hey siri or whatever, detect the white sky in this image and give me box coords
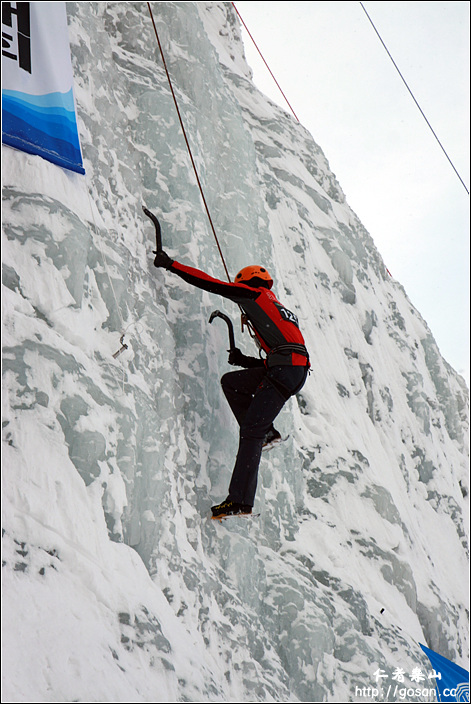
[234,1,470,384]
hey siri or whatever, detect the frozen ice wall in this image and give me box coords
[2,2,468,702]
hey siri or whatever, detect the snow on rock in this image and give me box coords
[2,2,468,702]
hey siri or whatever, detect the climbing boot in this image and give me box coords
[262,427,283,451]
[211,498,252,520]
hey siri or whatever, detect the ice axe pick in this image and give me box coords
[143,205,163,252]
[209,310,236,352]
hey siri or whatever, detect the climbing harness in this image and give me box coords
[266,343,310,367]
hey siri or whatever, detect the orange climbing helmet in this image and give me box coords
[234,265,273,289]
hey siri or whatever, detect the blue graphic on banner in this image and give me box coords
[420,643,469,702]
[2,2,85,174]
[2,88,85,174]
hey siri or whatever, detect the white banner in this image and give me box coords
[2,2,85,174]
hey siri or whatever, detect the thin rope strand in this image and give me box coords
[232,2,299,123]
[146,2,232,281]
[360,2,469,195]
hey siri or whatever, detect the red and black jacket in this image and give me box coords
[169,261,310,367]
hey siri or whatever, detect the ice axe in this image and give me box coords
[143,205,163,252]
[209,310,236,352]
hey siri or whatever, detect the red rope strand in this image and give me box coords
[231,2,300,123]
[146,3,232,281]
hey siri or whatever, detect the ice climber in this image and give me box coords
[153,249,310,520]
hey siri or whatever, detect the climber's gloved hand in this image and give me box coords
[228,348,247,367]
[228,348,265,368]
[153,250,174,269]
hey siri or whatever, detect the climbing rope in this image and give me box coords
[231,2,300,123]
[146,2,232,281]
[360,2,469,196]
[234,2,468,195]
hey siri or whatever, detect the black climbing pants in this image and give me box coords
[221,365,308,507]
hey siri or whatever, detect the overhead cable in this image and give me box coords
[360,2,469,195]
